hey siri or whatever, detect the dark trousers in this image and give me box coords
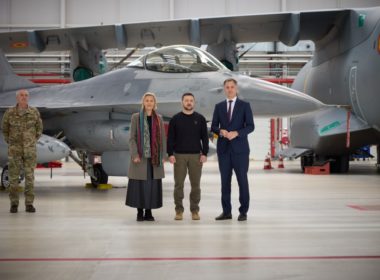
[217,148,250,215]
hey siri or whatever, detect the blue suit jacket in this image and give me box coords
[211,98,255,155]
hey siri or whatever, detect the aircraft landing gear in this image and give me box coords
[300,154,349,173]
[329,155,350,173]
[300,154,314,172]
[90,163,109,187]
[69,151,109,187]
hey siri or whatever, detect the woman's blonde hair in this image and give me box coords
[141,92,158,110]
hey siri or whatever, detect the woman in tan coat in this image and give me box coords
[126,92,166,221]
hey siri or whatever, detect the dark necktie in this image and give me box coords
[227,100,233,123]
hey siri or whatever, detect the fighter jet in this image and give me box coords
[0,45,324,186]
[1,6,379,175]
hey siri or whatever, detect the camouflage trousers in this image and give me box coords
[8,149,37,207]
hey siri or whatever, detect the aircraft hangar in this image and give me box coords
[0,0,380,279]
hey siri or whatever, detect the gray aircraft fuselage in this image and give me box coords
[290,8,380,164]
[1,46,324,155]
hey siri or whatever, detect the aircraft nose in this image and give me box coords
[237,76,325,117]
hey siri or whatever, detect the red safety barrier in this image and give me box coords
[29,79,71,84]
[36,161,63,169]
[263,78,294,84]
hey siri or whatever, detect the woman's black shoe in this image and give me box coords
[137,208,144,222]
[144,209,155,221]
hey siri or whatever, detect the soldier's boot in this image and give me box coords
[10,205,18,213]
[26,205,36,213]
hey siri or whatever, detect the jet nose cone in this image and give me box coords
[238,76,325,117]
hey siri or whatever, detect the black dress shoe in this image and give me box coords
[10,205,18,213]
[215,213,232,220]
[25,205,36,213]
[144,209,155,221]
[238,213,247,221]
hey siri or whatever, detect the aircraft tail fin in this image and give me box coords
[0,49,37,93]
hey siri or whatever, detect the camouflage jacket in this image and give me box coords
[1,106,43,150]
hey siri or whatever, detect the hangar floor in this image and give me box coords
[0,159,380,280]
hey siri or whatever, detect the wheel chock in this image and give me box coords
[85,183,112,189]
[304,162,330,175]
[97,184,112,190]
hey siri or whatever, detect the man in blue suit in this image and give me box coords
[211,78,255,221]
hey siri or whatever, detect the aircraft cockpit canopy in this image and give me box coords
[127,45,228,73]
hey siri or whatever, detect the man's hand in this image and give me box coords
[169,155,176,164]
[220,129,228,138]
[133,156,141,163]
[226,131,239,140]
[200,155,207,163]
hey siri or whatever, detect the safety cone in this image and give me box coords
[263,153,273,170]
[278,155,285,169]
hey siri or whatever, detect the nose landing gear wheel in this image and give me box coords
[90,163,109,187]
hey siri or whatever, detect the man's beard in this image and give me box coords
[183,105,193,111]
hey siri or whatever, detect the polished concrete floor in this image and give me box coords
[0,159,380,280]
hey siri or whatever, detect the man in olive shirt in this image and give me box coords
[1,89,43,213]
[167,93,209,221]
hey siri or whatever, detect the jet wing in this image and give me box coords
[0,9,352,53]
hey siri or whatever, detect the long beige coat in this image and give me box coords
[128,112,167,180]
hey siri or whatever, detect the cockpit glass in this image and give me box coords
[141,46,227,73]
[127,56,144,68]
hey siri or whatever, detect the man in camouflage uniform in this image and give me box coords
[1,89,43,213]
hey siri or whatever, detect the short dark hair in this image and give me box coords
[223,78,238,85]
[182,92,195,100]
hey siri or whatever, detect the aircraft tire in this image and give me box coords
[1,165,9,189]
[301,155,313,172]
[91,163,109,187]
[330,155,349,173]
